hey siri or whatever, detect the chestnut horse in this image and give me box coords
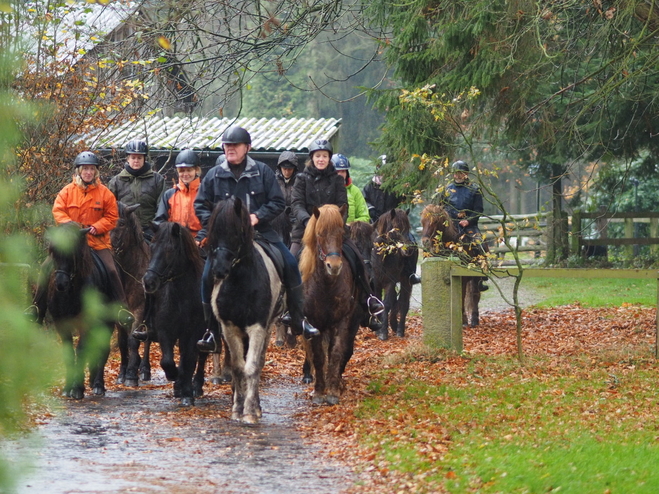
[420,204,482,326]
[299,204,360,405]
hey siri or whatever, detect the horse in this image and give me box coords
[207,197,284,423]
[420,204,482,326]
[111,202,153,386]
[299,204,360,406]
[372,208,418,339]
[270,208,296,348]
[142,221,207,406]
[45,223,116,399]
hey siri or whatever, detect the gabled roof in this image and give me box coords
[85,116,342,153]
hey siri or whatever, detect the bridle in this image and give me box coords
[317,243,341,262]
[212,245,243,268]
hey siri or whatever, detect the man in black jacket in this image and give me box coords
[194,126,319,351]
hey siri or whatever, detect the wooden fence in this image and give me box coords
[480,212,548,256]
[421,258,659,357]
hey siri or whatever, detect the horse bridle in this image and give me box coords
[212,245,243,268]
[317,243,341,262]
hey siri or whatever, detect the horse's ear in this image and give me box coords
[234,197,243,216]
[80,227,92,235]
[171,222,181,237]
[126,203,140,214]
[339,204,348,221]
[389,209,396,220]
[312,207,320,220]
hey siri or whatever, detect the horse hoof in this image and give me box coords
[231,412,242,421]
[325,395,340,406]
[70,389,84,400]
[180,397,194,407]
[302,375,313,384]
[396,330,405,338]
[93,387,105,396]
[193,386,204,398]
[377,330,389,341]
[140,371,151,381]
[124,378,139,387]
[311,394,324,405]
[115,376,125,385]
[242,414,258,424]
[275,339,284,347]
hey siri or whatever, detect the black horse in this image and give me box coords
[207,197,284,423]
[111,202,152,385]
[46,223,116,399]
[142,221,207,406]
[372,208,418,339]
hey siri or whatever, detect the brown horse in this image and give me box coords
[372,209,418,339]
[299,204,360,405]
[111,202,152,385]
[420,204,482,326]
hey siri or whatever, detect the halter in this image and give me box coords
[54,269,74,282]
[317,243,341,262]
[212,245,243,268]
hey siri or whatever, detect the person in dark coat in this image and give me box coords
[439,160,488,290]
[290,140,385,332]
[108,140,166,242]
[194,126,320,349]
[273,150,299,247]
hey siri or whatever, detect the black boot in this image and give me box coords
[479,279,489,292]
[284,284,319,339]
[197,302,219,353]
[366,295,385,332]
[409,273,422,285]
[131,321,149,341]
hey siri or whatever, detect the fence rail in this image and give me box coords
[480,212,549,255]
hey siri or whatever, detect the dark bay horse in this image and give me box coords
[372,209,418,339]
[142,221,207,406]
[207,197,284,423]
[420,204,482,326]
[111,202,152,385]
[299,204,360,406]
[46,223,116,399]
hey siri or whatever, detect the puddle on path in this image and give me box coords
[3,372,354,494]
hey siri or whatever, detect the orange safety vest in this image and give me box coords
[168,177,202,235]
[52,178,118,251]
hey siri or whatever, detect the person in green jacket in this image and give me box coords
[108,140,166,241]
[332,154,371,224]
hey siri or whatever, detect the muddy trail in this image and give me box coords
[5,363,355,494]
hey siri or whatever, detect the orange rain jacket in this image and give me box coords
[154,177,203,241]
[52,179,119,251]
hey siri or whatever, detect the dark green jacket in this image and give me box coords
[108,165,166,234]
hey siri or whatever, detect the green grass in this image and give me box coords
[521,276,657,308]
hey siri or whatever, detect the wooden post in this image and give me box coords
[571,210,582,257]
[421,257,462,351]
[651,218,658,257]
[656,274,659,359]
[624,218,634,258]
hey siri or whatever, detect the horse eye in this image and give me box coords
[118,219,126,226]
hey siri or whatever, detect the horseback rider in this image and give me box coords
[194,126,320,350]
[291,140,385,332]
[274,150,299,247]
[25,151,132,326]
[332,154,370,224]
[439,160,489,290]
[108,140,166,242]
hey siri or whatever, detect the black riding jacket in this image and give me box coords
[439,180,484,231]
[194,156,285,243]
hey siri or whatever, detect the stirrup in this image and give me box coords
[368,313,385,332]
[117,308,135,329]
[24,304,41,324]
[197,329,218,353]
[367,295,384,317]
[302,319,320,340]
[131,322,149,342]
[280,311,292,327]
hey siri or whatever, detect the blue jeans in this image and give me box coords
[201,240,301,304]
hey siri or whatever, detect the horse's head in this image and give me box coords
[143,221,200,293]
[207,197,253,281]
[349,220,375,280]
[300,204,346,281]
[111,202,143,254]
[420,204,454,254]
[374,208,416,258]
[48,223,91,292]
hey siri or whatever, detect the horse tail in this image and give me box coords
[299,214,318,283]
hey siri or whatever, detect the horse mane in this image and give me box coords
[49,222,93,280]
[348,220,374,259]
[115,202,149,258]
[374,208,411,244]
[299,204,344,282]
[207,197,253,252]
[421,204,458,240]
[153,221,203,278]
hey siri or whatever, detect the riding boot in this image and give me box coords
[283,284,319,339]
[479,279,489,291]
[197,302,219,353]
[409,273,422,285]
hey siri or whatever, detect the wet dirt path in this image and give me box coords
[6,370,354,494]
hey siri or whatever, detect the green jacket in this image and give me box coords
[108,164,166,233]
[346,183,370,224]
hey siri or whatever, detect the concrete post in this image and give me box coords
[421,257,462,351]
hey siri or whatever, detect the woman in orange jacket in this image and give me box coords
[27,151,128,324]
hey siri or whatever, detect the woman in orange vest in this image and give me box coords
[154,149,203,244]
[26,151,129,324]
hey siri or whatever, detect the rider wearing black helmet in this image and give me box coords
[108,140,165,241]
[440,160,488,290]
[274,150,299,247]
[194,126,320,347]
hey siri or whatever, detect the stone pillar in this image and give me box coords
[421,257,462,351]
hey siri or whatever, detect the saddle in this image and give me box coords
[254,236,285,281]
[89,250,115,300]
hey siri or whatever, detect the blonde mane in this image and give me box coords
[298,204,344,283]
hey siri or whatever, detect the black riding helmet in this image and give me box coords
[74,151,100,168]
[221,126,252,145]
[451,160,469,173]
[277,151,298,169]
[125,140,148,155]
[175,149,200,168]
[308,139,333,158]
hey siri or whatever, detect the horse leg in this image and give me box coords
[377,284,396,341]
[176,336,197,406]
[389,294,400,334]
[309,334,328,405]
[58,330,76,398]
[140,340,152,381]
[193,351,207,399]
[224,325,246,421]
[241,324,269,423]
[274,321,286,347]
[70,331,87,400]
[465,278,481,326]
[88,325,113,396]
[461,282,469,326]
[326,323,357,405]
[124,334,142,387]
[396,284,412,337]
[158,335,178,384]
[115,324,128,384]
